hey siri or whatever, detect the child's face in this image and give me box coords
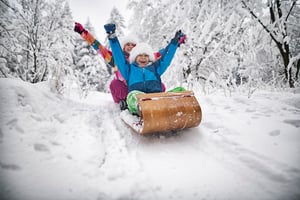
[136,54,150,67]
[123,43,136,54]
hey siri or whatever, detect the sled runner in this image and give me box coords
[120,91,202,134]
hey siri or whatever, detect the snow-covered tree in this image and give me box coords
[103,6,127,47]
[107,7,126,37]
[128,0,252,91]
[0,0,77,92]
[73,19,110,96]
[127,0,171,48]
[241,0,299,87]
[127,0,300,91]
[0,0,29,79]
[43,0,76,93]
[13,0,53,83]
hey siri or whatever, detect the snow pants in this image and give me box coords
[109,79,128,103]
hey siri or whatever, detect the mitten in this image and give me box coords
[178,34,186,46]
[104,23,116,34]
[173,30,183,42]
[74,22,85,34]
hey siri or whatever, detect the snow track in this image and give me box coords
[1,79,300,200]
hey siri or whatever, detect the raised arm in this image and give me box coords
[156,30,186,75]
[104,23,130,81]
[74,22,114,68]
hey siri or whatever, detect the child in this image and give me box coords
[104,23,186,114]
[74,22,167,109]
[74,22,136,103]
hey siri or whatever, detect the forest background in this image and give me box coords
[0,0,299,97]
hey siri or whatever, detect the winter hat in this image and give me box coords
[120,34,138,49]
[129,42,154,63]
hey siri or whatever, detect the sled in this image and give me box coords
[120,91,202,134]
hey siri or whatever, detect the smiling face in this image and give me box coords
[123,43,136,54]
[135,54,150,67]
[129,42,154,64]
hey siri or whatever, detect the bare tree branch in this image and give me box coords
[0,0,16,12]
[0,66,8,78]
[241,0,279,44]
[285,0,296,21]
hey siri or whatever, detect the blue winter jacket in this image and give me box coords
[109,37,178,93]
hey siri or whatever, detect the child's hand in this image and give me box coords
[178,34,186,46]
[174,30,183,41]
[173,30,186,46]
[104,23,116,34]
[74,22,85,34]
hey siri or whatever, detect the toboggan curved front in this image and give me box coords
[136,91,202,134]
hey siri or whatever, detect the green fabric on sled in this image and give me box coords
[126,90,145,114]
[126,87,186,115]
[167,86,186,92]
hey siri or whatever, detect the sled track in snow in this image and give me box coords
[92,104,159,198]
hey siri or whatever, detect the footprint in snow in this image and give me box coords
[202,121,221,130]
[0,162,22,171]
[17,92,27,107]
[283,119,300,128]
[0,128,3,142]
[245,108,256,113]
[269,129,280,136]
[6,118,18,128]
[53,113,66,123]
[50,141,61,146]
[5,118,25,133]
[30,114,43,122]
[34,143,50,153]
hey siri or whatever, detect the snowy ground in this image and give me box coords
[0,78,300,200]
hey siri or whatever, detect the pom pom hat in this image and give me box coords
[129,42,154,63]
[120,35,138,49]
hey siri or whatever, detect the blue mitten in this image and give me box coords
[104,23,116,34]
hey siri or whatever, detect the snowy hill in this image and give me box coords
[0,78,300,200]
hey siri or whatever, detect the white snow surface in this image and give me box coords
[1,78,300,200]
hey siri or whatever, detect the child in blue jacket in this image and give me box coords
[104,23,186,114]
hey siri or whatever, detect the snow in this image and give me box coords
[120,110,143,133]
[1,78,300,200]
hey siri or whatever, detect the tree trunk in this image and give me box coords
[275,41,294,87]
[296,59,300,80]
[0,67,8,78]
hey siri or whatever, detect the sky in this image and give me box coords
[68,0,131,38]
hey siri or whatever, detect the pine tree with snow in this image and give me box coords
[103,6,127,48]
[0,0,77,93]
[73,20,110,96]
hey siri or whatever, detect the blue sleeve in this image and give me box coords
[108,37,130,81]
[158,48,165,56]
[156,40,178,75]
